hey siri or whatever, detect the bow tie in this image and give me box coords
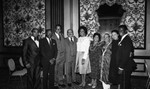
[34,37,38,41]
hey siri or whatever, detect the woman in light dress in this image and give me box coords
[75,26,91,87]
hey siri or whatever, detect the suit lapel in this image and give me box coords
[53,34,59,40]
[120,35,128,45]
[73,36,77,43]
[66,37,70,46]
[29,37,38,48]
[44,38,52,48]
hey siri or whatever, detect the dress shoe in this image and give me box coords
[79,82,86,87]
[73,81,80,85]
[82,82,86,87]
[54,83,58,86]
[92,85,96,88]
[58,84,66,88]
[79,83,83,86]
[53,86,59,89]
[92,83,97,88]
[88,83,92,86]
[67,83,72,87]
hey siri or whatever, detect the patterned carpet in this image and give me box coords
[59,80,103,89]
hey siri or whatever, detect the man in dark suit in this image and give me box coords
[23,28,40,89]
[39,29,58,89]
[116,25,136,89]
[64,29,77,87]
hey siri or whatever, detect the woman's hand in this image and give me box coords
[49,58,55,65]
[82,58,85,65]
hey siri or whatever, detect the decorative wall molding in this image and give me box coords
[80,0,146,49]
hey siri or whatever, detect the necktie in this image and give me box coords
[34,37,38,41]
[49,38,51,46]
[71,37,73,42]
[59,35,61,40]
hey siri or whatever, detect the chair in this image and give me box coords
[7,57,27,88]
[144,59,150,89]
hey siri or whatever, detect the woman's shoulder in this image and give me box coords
[98,41,105,46]
[84,36,93,41]
[78,36,88,40]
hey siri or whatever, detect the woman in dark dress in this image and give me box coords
[109,30,120,87]
[88,33,104,88]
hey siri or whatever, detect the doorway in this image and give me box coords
[96,3,125,35]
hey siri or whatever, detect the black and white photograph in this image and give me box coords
[0,0,150,89]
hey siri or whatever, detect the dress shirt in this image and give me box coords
[118,33,128,45]
[46,37,51,44]
[69,37,74,42]
[55,32,60,39]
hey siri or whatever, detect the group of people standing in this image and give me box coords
[23,24,136,89]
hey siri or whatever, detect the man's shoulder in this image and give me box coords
[64,37,70,43]
[124,35,132,42]
[51,39,57,43]
[52,33,56,39]
[24,37,32,43]
[73,36,77,39]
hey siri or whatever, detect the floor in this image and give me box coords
[0,67,148,89]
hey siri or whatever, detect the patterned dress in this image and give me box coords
[89,41,104,79]
[100,42,112,84]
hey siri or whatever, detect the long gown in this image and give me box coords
[100,42,112,84]
[109,40,120,84]
[89,41,104,79]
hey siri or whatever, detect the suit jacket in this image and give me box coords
[64,36,77,75]
[52,33,65,63]
[23,37,39,66]
[116,35,136,71]
[39,38,57,66]
[65,36,77,62]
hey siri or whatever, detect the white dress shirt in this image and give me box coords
[46,37,51,44]
[69,37,74,42]
[118,33,128,45]
[55,32,60,39]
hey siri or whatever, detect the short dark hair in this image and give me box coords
[118,25,128,33]
[111,30,119,35]
[45,29,52,37]
[104,32,111,38]
[67,29,73,33]
[31,28,38,33]
[93,33,101,42]
[45,29,52,33]
[111,30,121,40]
[78,26,88,37]
[55,24,61,29]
